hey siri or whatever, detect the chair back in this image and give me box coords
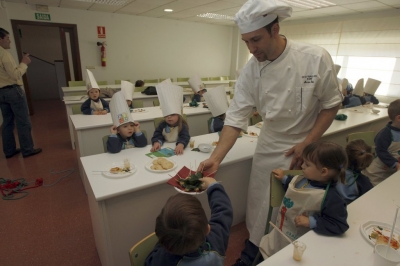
[132,100,144,108]
[102,130,148,152]
[144,79,159,84]
[129,232,158,266]
[71,104,83,114]
[250,115,262,126]
[209,77,221,81]
[159,78,173,82]
[347,131,376,153]
[176,77,189,82]
[134,87,145,92]
[228,81,236,87]
[153,99,160,106]
[220,76,229,80]
[97,81,108,85]
[230,93,234,99]
[201,77,209,81]
[68,80,85,87]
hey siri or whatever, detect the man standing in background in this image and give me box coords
[0,28,42,158]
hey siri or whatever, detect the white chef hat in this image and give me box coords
[353,78,364,96]
[236,68,242,79]
[110,91,135,127]
[334,64,341,75]
[203,85,229,117]
[121,80,134,101]
[156,84,183,117]
[188,74,205,93]
[234,0,292,34]
[364,78,381,95]
[160,78,173,85]
[86,69,100,92]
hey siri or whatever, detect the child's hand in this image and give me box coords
[272,168,285,180]
[151,142,161,152]
[175,143,184,155]
[93,110,100,115]
[199,177,217,189]
[110,125,117,134]
[100,110,107,115]
[133,122,141,133]
[396,163,400,171]
[295,216,310,228]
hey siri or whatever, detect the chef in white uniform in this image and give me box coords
[198,0,343,265]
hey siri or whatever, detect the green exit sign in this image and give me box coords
[35,13,51,21]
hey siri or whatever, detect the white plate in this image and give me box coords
[102,162,137,178]
[145,158,177,173]
[255,122,264,129]
[131,108,148,113]
[360,221,400,251]
[174,186,206,195]
[198,143,213,153]
[242,131,259,138]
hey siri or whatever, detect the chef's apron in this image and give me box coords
[246,122,308,246]
[162,126,179,143]
[362,133,400,186]
[259,175,328,258]
[90,99,104,111]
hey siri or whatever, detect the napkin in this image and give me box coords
[335,114,348,121]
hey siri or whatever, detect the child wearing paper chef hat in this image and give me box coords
[81,69,110,115]
[150,84,190,155]
[106,92,147,153]
[188,74,207,103]
[204,85,229,133]
[121,80,134,108]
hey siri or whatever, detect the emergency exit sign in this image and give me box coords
[35,13,51,21]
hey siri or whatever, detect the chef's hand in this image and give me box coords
[295,215,309,228]
[198,159,220,174]
[272,168,285,180]
[175,143,184,155]
[151,142,161,152]
[110,125,117,134]
[285,142,307,170]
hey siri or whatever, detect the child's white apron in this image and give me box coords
[163,126,179,143]
[90,99,104,111]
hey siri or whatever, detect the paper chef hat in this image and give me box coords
[334,64,341,75]
[204,85,229,117]
[188,74,205,93]
[86,69,100,92]
[234,0,292,34]
[342,78,349,92]
[110,91,135,127]
[364,78,381,95]
[160,78,173,85]
[156,84,183,117]
[121,80,134,101]
[353,78,364,96]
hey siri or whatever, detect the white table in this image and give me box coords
[62,80,236,97]
[258,170,400,266]
[82,129,259,266]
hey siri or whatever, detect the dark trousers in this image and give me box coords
[0,85,34,156]
[240,239,263,265]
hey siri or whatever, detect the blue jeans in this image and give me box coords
[0,85,34,156]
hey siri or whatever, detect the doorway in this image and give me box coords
[10,20,82,114]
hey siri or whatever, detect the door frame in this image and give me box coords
[10,20,82,114]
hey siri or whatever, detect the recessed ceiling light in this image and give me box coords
[197,13,234,21]
[164,9,173,12]
[73,0,132,6]
[281,0,336,9]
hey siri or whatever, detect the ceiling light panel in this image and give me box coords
[197,12,235,20]
[73,0,132,6]
[281,0,336,9]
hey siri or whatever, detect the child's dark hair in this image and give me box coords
[388,99,400,121]
[135,80,144,87]
[162,114,189,132]
[302,141,348,183]
[155,193,208,255]
[346,139,374,170]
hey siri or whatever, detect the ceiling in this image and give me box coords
[6,0,400,26]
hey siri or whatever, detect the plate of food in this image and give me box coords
[241,131,259,138]
[102,159,137,178]
[255,122,264,129]
[174,171,206,195]
[360,221,400,251]
[131,108,148,113]
[145,157,177,173]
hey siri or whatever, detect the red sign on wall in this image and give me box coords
[97,26,106,38]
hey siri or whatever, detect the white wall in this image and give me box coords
[4,2,234,84]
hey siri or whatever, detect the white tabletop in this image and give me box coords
[81,126,261,201]
[259,170,400,266]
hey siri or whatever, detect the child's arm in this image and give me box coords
[151,122,165,151]
[306,188,349,236]
[201,178,233,256]
[375,127,398,169]
[176,124,190,148]
[132,122,147,148]
[107,126,122,153]
[81,99,92,115]
[101,98,110,113]
[371,95,379,104]
[272,169,293,192]
[212,118,224,133]
[356,173,374,197]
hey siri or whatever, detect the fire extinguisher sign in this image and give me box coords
[97,26,106,38]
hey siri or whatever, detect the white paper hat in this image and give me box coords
[341,78,349,91]
[121,80,134,101]
[234,0,292,34]
[236,68,242,79]
[86,69,99,92]
[353,78,364,96]
[110,91,135,127]
[204,85,229,117]
[334,64,341,75]
[364,78,381,95]
[188,74,204,93]
[156,84,183,117]
[160,78,172,85]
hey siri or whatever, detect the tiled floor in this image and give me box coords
[0,99,249,266]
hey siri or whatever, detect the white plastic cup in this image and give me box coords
[293,241,306,261]
[374,244,400,266]
[189,139,195,149]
